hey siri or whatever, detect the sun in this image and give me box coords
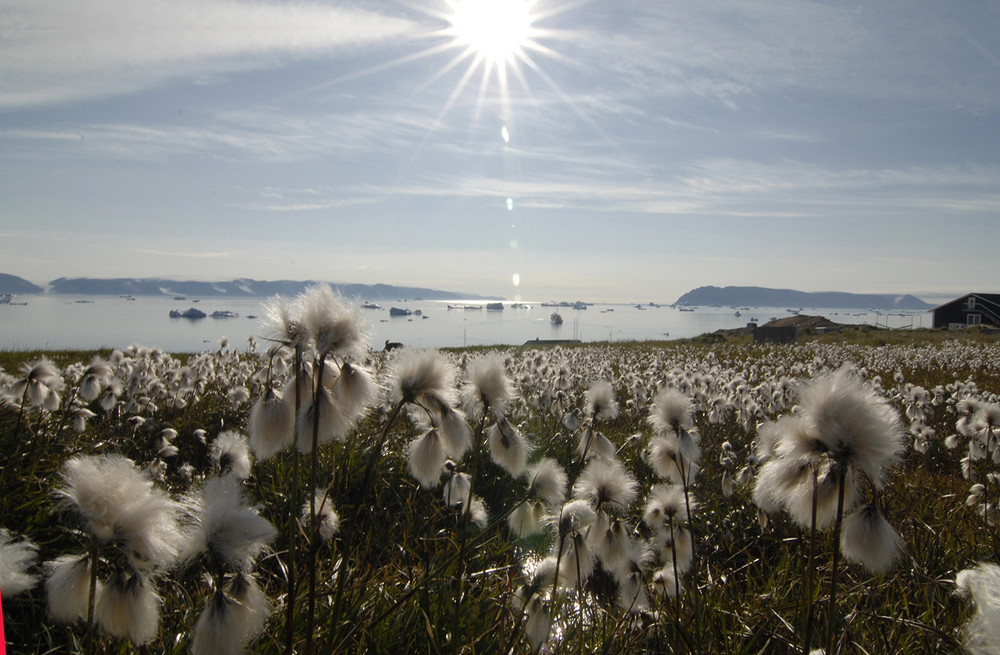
[429,0,554,118]
[447,0,535,67]
[321,0,563,118]
[336,0,560,124]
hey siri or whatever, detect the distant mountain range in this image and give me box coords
[0,273,44,294]
[0,275,938,309]
[674,286,933,310]
[0,274,500,301]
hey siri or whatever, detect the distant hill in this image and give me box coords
[674,286,932,310]
[45,277,501,301]
[0,273,44,294]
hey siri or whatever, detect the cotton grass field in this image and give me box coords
[1,287,999,655]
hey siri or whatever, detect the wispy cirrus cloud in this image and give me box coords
[363,158,1000,218]
[235,198,380,213]
[0,0,419,109]
[0,102,461,163]
[135,249,235,259]
[567,0,1000,112]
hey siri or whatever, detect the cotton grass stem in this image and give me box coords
[677,447,699,633]
[358,398,407,506]
[329,496,528,652]
[802,468,819,655]
[826,462,849,655]
[305,353,328,655]
[669,520,682,651]
[578,410,598,464]
[575,537,588,655]
[12,383,30,441]
[985,423,996,542]
[453,411,488,637]
[86,539,100,655]
[327,397,407,643]
[51,384,80,441]
[283,346,303,655]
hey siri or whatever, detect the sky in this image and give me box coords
[1,0,999,304]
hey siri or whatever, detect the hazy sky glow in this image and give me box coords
[2,0,999,303]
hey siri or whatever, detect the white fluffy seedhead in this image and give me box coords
[755,416,788,461]
[648,387,694,437]
[577,427,617,461]
[617,572,650,613]
[56,455,183,571]
[45,553,97,624]
[57,454,152,542]
[79,359,112,401]
[796,367,906,486]
[972,403,1000,433]
[508,501,546,538]
[562,410,580,433]
[589,513,635,574]
[554,532,595,589]
[572,457,638,514]
[248,386,295,460]
[407,429,448,489]
[302,490,341,543]
[296,385,349,452]
[298,285,368,359]
[438,405,473,459]
[525,457,568,507]
[530,557,558,590]
[487,418,532,477]
[462,353,515,419]
[390,349,458,407]
[468,495,489,528]
[644,435,700,485]
[259,294,309,349]
[114,484,184,572]
[652,565,683,599]
[181,475,277,572]
[752,457,800,516]
[955,562,1000,655]
[585,380,619,421]
[191,572,273,655]
[556,499,597,537]
[0,528,38,597]
[754,455,857,530]
[211,431,253,480]
[328,361,378,426]
[840,504,905,574]
[191,591,245,655]
[614,545,653,612]
[524,594,552,652]
[440,470,469,508]
[95,572,161,646]
[642,483,693,530]
[226,573,271,642]
[18,357,63,390]
[653,525,694,575]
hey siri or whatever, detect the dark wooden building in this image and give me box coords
[931,293,1000,329]
[753,325,798,344]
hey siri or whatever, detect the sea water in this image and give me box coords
[0,295,930,353]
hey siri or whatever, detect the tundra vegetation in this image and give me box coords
[1,287,998,654]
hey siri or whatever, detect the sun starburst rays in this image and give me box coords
[427,0,537,118]
[307,0,565,156]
